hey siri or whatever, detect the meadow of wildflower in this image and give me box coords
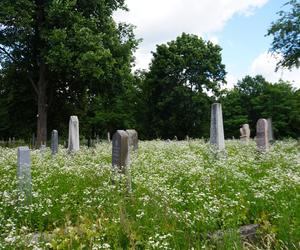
[0,139,299,249]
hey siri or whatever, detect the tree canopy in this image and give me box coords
[267,0,300,69]
[0,0,138,145]
[139,33,226,139]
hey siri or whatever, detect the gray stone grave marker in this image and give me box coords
[256,118,269,152]
[240,124,250,143]
[126,129,138,151]
[51,130,58,155]
[107,132,111,143]
[68,116,79,153]
[17,146,31,201]
[112,130,129,173]
[210,103,225,150]
[40,144,46,154]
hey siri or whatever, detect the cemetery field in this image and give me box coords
[0,140,300,249]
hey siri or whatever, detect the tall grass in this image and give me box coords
[0,139,299,249]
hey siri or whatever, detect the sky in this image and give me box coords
[114,0,300,89]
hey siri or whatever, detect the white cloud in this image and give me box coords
[114,0,269,70]
[250,52,300,89]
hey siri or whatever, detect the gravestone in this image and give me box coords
[240,124,250,143]
[51,130,58,155]
[40,144,46,154]
[112,130,129,173]
[174,135,178,141]
[17,146,32,201]
[126,129,138,151]
[267,118,274,142]
[256,119,269,152]
[107,132,111,143]
[68,116,79,153]
[210,103,225,150]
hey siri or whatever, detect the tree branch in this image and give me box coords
[0,46,16,62]
[27,74,39,96]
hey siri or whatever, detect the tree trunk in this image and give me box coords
[36,63,48,147]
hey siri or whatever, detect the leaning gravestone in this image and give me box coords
[267,118,274,142]
[51,130,58,155]
[240,124,251,143]
[256,119,269,152]
[17,146,32,202]
[68,116,79,153]
[210,103,225,150]
[126,129,138,151]
[112,130,129,173]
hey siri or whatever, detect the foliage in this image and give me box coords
[221,75,300,139]
[267,0,300,69]
[140,33,226,139]
[0,140,299,248]
[0,0,138,141]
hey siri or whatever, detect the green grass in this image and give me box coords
[0,139,299,249]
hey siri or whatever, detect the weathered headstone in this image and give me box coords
[40,144,46,154]
[240,124,251,143]
[126,129,138,151]
[51,130,58,155]
[210,103,225,150]
[256,118,269,152]
[17,147,31,201]
[68,116,79,153]
[267,118,274,142]
[112,130,129,173]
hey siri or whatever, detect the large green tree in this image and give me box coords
[0,0,137,145]
[267,0,300,69]
[140,33,226,139]
[221,75,300,138]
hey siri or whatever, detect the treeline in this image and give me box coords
[0,1,299,143]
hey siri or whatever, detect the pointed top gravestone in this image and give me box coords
[210,103,225,150]
[68,116,79,153]
[17,146,31,202]
[126,129,138,151]
[267,118,274,142]
[240,124,250,143]
[51,130,58,155]
[112,130,129,173]
[256,119,269,152]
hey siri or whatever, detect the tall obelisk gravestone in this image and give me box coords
[256,118,269,152]
[210,103,225,151]
[68,116,80,153]
[51,130,58,155]
[17,146,32,203]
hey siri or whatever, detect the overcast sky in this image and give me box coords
[114,0,300,89]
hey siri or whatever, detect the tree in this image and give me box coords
[0,0,137,145]
[267,0,300,69]
[221,75,300,138]
[141,33,226,139]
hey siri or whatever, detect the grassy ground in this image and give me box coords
[0,139,299,249]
